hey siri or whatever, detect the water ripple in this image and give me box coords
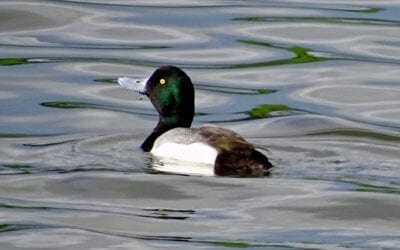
[1,0,400,248]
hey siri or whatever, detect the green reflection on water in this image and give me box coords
[234,16,396,26]
[345,7,382,13]
[95,78,116,84]
[214,241,250,248]
[0,58,29,66]
[0,224,17,233]
[257,89,275,95]
[0,224,43,233]
[342,180,400,194]
[248,104,291,119]
[41,101,97,109]
[356,183,400,194]
[237,39,327,67]
[197,83,275,95]
[0,133,25,138]
[2,164,32,174]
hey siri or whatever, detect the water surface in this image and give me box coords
[1,0,400,249]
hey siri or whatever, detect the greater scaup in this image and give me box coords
[118,66,273,177]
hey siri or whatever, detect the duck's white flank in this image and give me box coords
[151,142,218,176]
[151,142,218,165]
[152,161,215,176]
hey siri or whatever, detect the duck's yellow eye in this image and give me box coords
[159,78,166,85]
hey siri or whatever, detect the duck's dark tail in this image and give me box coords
[252,149,274,172]
[214,149,273,177]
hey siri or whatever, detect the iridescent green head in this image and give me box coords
[144,66,194,126]
[118,66,195,151]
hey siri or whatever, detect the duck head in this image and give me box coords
[118,66,195,151]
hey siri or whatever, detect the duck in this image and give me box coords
[118,66,273,177]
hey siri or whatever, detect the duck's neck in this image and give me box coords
[141,114,193,152]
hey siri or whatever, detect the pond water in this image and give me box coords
[1,0,400,249]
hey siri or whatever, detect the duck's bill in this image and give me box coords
[118,77,149,95]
